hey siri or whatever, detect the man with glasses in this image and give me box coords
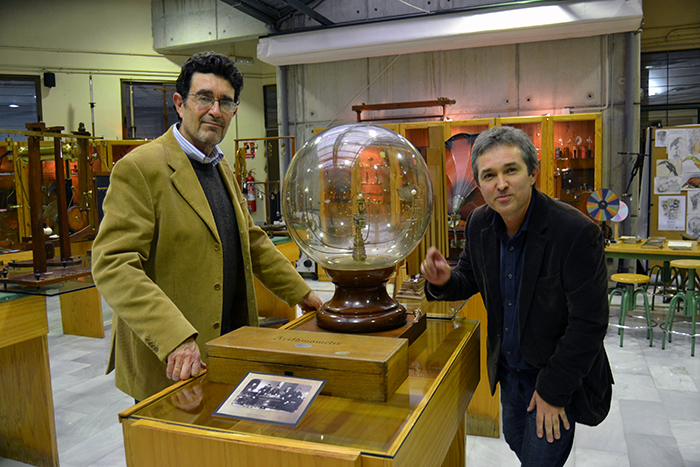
[92,52,322,402]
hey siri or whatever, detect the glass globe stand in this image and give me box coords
[316,266,407,333]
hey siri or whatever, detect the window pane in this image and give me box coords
[641,49,700,116]
[667,109,698,126]
[122,81,178,139]
[669,85,700,105]
[0,77,41,141]
[641,109,699,128]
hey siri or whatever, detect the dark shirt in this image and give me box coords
[493,189,538,376]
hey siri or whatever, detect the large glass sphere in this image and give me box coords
[282,124,433,272]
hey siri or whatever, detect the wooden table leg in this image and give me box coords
[0,296,59,467]
[440,417,466,467]
[459,294,500,438]
[59,287,104,338]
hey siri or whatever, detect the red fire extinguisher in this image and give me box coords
[245,170,256,212]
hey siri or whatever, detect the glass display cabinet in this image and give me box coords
[549,113,603,213]
[0,138,83,246]
[399,119,494,260]
[398,113,602,218]
[119,310,480,467]
[495,116,549,193]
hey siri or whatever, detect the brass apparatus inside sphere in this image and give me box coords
[352,193,367,262]
[317,193,406,333]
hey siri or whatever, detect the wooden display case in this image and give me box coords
[398,119,494,262]
[10,139,85,241]
[119,311,480,467]
[0,141,20,248]
[93,139,149,172]
[0,136,149,246]
[495,116,549,193]
[548,113,602,213]
[398,113,602,216]
[399,119,493,157]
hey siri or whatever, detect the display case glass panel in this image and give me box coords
[495,117,547,193]
[550,114,602,213]
[124,317,475,454]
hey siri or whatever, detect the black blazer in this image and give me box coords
[429,189,613,426]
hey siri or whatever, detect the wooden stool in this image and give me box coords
[662,259,700,357]
[608,273,654,347]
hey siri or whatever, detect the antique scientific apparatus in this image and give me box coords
[283,124,433,332]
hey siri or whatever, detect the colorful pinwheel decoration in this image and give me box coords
[587,189,620,222]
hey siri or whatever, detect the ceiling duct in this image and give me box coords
[257,0,642,66]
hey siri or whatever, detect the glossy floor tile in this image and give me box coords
[2,284,700,466]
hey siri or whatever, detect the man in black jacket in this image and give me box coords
[421,126,613,466]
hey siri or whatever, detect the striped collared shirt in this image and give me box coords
[172,123,225,166]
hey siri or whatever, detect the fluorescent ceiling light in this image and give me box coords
[257,0,642,66]
[9,104,19,108]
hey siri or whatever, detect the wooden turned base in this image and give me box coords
[316,266,407,333]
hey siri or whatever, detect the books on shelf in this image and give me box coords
[641,237,666,249]
[668,240,694,250]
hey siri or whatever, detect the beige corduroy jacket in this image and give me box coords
[92,128,310,401]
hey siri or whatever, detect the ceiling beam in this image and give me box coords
[220,0,280,26]
[278,0,334,26]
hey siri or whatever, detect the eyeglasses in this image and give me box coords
[185,93,239,114]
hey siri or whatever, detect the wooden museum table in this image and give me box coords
[119,310,481,467]
[0,250,104,339]
[606,241,700,297]
[0,293,59,467]
[605,241,700,262]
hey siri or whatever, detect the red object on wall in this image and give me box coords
[244,141,256,159]
[246,171,256,212]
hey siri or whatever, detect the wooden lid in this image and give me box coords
[206,326,407,374]
[611,273,650,284]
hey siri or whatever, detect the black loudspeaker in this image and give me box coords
[43,72,56,88]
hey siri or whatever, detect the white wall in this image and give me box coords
[0,0,276,222]
[283,32,639,232]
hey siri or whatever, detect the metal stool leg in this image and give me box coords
[691,301,698,357]
[609,288,624,338]
[634,288,653,347]
[651,264,680,310]
[683,276,698,357]
[663,293,685,349]
[650,265,662,311]
[618,284,637,347]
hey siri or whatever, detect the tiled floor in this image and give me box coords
[2,282,700,467]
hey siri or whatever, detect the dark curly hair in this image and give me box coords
[176,51,244,104]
